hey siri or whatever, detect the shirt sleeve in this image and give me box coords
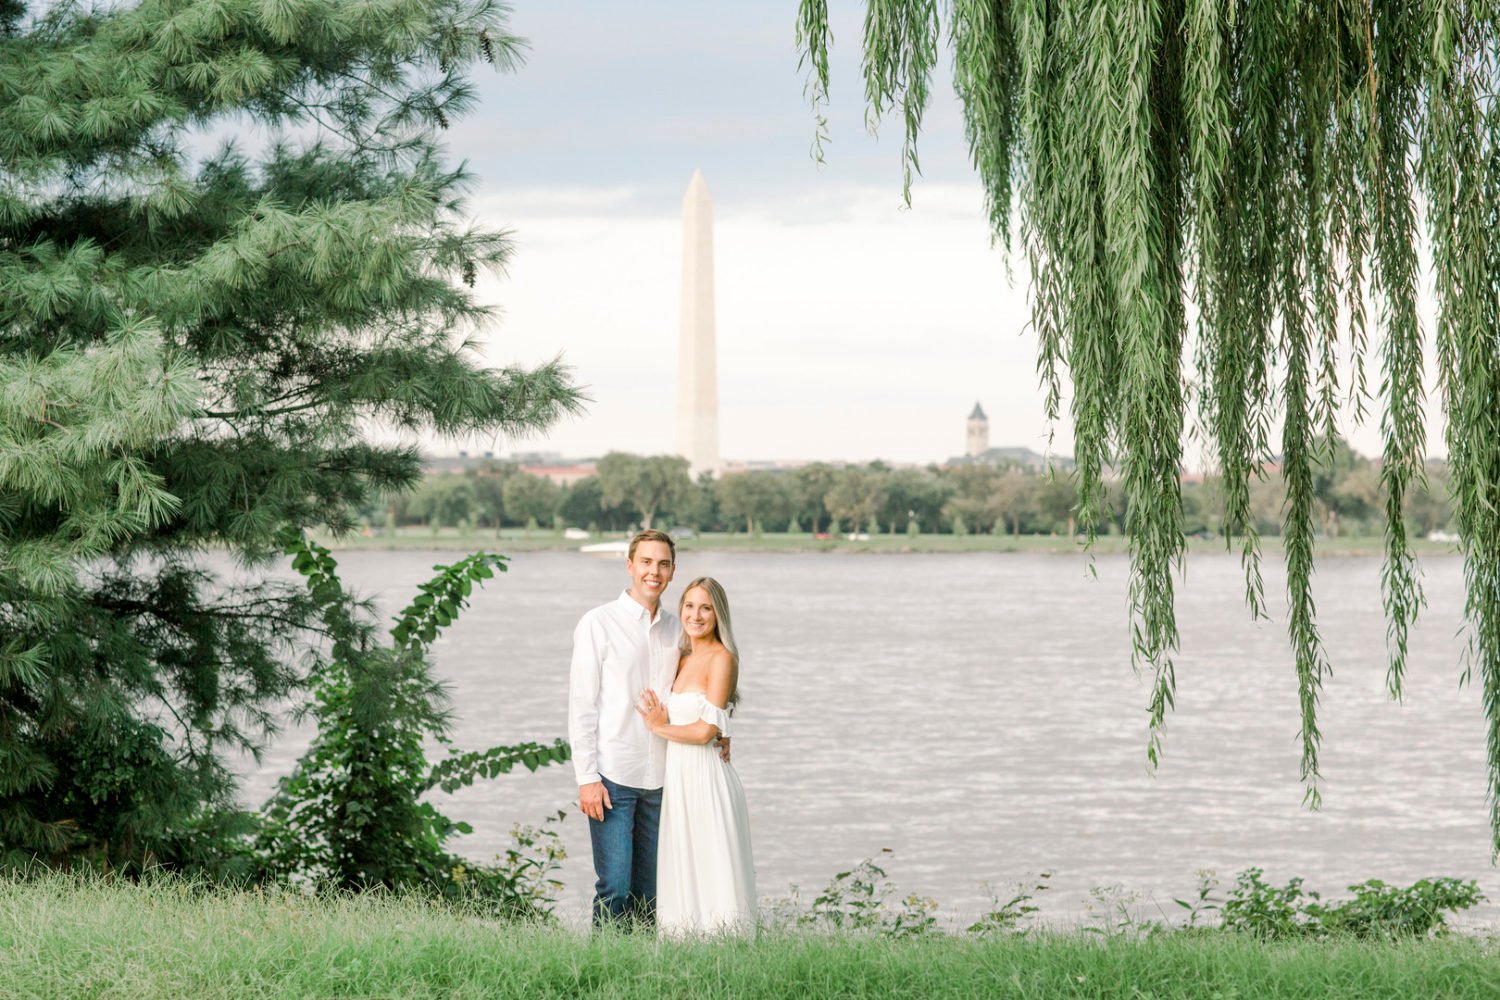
[567,613,604,786]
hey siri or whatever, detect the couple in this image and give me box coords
[567,529,756,935]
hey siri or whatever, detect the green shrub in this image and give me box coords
[251,535,570,919]
[1221,868,1483,940]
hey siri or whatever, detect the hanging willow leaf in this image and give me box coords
[801,2,1500,850]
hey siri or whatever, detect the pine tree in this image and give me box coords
[0,0,580,871]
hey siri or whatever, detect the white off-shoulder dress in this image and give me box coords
[655,690,756,936]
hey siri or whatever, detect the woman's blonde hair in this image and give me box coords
[677,576,740,709]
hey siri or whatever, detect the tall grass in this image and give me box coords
[3,873,1498,999]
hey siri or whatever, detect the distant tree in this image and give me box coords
[413,476,480,530]
[1329,464,1384,537]
[1180,481,1213,536]
[674,471,723,532]
[940,465,1005,533]
[559,477,604,530]
[1034,473,1080,538]
[501,473,562,529]
[1250,475,1289,538]
[824,467,883,538]
[466,461,518,530]
[990,469,1038,537]
[1312,439,1371,538]
[877,468,924,534]
[790,463,839,533]
[715,472,794,534]
[596,453,692,530]
[1405,462,1454,538]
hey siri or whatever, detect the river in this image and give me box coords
[231,548,1498,929]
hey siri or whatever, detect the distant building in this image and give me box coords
[426,452,497,475]
[518,462,596,486]
[949,402,1073,472]
[966,402,989,458]
[422,451,596,484]
[720,458,813,475]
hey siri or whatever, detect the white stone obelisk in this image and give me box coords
[676,169,720,479]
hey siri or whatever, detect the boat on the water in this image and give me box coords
[579,540,630,557]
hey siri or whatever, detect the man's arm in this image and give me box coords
[567,615,610,820]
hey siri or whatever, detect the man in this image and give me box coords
[569,529,725,927]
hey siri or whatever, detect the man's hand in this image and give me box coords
[715,736,732,764]
[579,781,611,822]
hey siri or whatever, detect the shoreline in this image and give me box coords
[308,530,1462,559]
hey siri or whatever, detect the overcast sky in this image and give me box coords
[427,1,1427,465]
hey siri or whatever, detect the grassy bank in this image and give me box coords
[3,876,1497,999]
[313,528,1459,558]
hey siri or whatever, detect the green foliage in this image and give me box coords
[1218,869,1310,941]
[0,0,580,871]
[253,535,568,919]
[475,810,569,920]
[596,452,692,530]
[0,559,308,873]
[426,740,571,795]
[790,854,940,939]
[1220,868,1483,941]
[501,471,562,529]
[715,471,794,534]
[1171,870,1221,929]
[799,3,1500,838]
[966,871,1052,937]
[410,475,481,530]
[823,467,885,538]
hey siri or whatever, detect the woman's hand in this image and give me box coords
[635,689,668,733]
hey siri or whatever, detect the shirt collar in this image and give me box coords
[617,589,663,625]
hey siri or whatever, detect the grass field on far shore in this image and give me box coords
[3,875,1498,1000]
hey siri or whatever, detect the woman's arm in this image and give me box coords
[636,651,735,746]
[635,690,718,745]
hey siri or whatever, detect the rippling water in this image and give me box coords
[232,548,1499,928]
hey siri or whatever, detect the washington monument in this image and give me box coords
[676,169,719,479]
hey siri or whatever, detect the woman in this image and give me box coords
[636,576,756,936]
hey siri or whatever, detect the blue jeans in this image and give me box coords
[588,775,662,928]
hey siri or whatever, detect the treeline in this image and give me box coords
[383,440,1456,538]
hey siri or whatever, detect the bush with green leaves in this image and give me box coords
[1220,868,1483,941]
[252,535,569,919]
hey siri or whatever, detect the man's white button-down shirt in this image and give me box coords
[568,590,680,790]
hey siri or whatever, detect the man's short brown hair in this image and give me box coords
[627,528,676,563]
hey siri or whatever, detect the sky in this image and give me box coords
[419,1,1429,466]
[420,1,1047,466]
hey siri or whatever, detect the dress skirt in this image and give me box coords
[655,691,756,936]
